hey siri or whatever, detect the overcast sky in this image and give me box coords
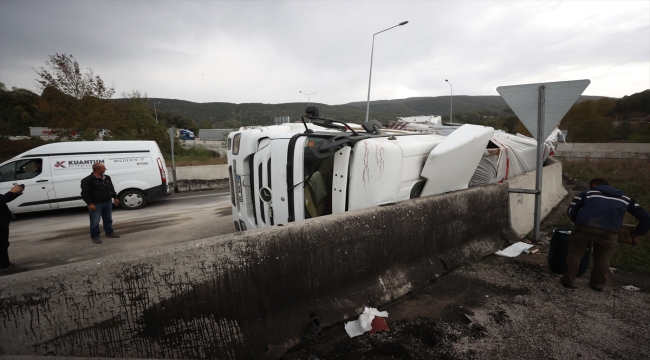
[1,1,648,105]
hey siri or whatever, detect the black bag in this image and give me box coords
[548,227,591,277]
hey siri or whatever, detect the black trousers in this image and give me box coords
[0,224,9,269]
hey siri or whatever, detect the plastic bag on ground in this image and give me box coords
[345,307,389,338]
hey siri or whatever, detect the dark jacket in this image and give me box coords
[567,185,650,235]
[1,191,21,228]
[80,173,117,204]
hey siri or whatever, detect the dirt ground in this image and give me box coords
[280,178,650,360]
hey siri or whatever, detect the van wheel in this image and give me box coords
[120,190,148,210]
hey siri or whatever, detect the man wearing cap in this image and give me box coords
[80,162,121,244]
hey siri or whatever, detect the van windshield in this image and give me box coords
[303,137,334,219]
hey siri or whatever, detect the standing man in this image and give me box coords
[563,178,650,291]
[80,163,121,244]
[1,184,24,273]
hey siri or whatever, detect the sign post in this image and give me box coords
[497,79,590,241]
[169,127,178,193]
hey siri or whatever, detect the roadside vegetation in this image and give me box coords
[163,147,227,167]
[561,157,650,274]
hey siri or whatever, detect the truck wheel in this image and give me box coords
[119,190,148,210]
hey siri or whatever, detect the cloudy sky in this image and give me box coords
[1,1,648,105]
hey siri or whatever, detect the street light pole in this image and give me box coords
[445,79,452,122]
[152,101,161,124]
[299,91,316,106]
[365,21,409,123]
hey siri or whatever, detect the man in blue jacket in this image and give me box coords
[563,178,650,291]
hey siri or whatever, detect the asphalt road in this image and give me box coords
[5,189,235,273]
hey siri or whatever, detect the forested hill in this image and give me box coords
[144,95,603,129]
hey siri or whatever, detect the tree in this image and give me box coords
[33,53,115,99]
[561,98,616,142]
[199,119,212,129]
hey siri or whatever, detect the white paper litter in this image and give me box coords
[359,307,388,331]
[344,320,365,338]
[344,307,389,338]
[495,242,534,257]
[622,285,640,291]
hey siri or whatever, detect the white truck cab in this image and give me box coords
[227,106,494,231]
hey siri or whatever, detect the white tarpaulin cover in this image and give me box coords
[387,119,562,186]
[469,129,560,186]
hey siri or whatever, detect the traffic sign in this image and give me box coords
[497,80,590,140]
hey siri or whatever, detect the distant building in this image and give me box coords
[28,127,108,140]
[396,115,442,125]
[274,116,290,125]
[198,129,233,141]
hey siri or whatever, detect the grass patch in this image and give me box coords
[163,147,227,167]
[561,157,650,273]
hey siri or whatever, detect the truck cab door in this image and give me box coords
[0,157,56,213]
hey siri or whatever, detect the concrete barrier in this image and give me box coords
[555,143,650,159]
[0,184,517,359]
[180,139,227,155]
[167,164,229,191]
[506,157,568,236]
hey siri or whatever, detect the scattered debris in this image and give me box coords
[622,285,641,292]
[369,316,390,334]
[495,242,534,257]
[488,308,511,324]
[344,307,389,338]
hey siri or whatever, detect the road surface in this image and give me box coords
[5,189,235,273]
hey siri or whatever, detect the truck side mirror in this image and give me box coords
[362,120,382,135]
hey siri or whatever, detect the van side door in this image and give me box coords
[0,157,56,213]
[50,156,97,209]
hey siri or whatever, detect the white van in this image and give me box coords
[0,141,171,213]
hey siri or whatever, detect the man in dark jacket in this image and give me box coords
[1,184,24,272]
[563,178,650,291]
[80,163,121,244]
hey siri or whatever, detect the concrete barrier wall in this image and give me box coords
[180,139,227,155]
[506,157,568,236]
[167,164,229,191]
[0,184,517,359]
[555,143,650,159]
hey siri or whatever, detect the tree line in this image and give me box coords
[1,53,648,148]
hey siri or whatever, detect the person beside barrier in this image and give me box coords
[1,184,24,273]
[80,163,121,244]
[562,178,650,291]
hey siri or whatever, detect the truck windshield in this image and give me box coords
[303,137,335,219]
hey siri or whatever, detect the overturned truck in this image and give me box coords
[227,106,495,231]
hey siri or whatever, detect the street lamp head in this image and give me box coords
[445,79,449,82]
[399,21,409,26]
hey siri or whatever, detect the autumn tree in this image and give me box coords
[199,119,212,129]
[33,53,115,99]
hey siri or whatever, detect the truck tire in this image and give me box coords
[119,189,148,210]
